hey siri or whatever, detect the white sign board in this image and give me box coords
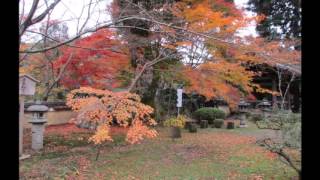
[19,75,38,96]
[176,88,183,107]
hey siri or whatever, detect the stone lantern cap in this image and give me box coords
[27,101,48,124]
[26,101,49,112]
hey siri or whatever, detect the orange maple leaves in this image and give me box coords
[67,87,157,145]
[126,120,158,144]
[89,124,113,145]
[183,61,258,109]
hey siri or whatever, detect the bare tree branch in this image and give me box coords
[257,138,301,175]
[24,30,126,54]
[19,0,40,36]
[43,52,74,100]
[19,0,61,37]
[127,51,177,92]
[20,14,297,67]
[78,0,94,34]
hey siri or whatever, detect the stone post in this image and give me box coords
[239,112,247,127]
[31,123,46,150]
[27,102,48,151]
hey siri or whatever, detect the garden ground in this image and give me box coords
[20,121,299,180]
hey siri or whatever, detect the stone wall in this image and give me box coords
[23,110,76,129]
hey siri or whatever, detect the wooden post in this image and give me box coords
[19,96,25,156]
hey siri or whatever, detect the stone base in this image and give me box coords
[239,125,248,128]
[19,154,31,160]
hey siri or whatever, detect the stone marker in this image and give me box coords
[27,101,48,151]
[238,111,248,128]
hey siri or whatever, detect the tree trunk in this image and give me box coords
[272,79,278,110]
[154,88,162,121]
[95,145,101,161]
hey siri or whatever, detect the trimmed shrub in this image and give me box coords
[189,124,197,133]
[193,107,226,124]
[200,120,208,128]
[227,122,235,129]
[214,119,224,128]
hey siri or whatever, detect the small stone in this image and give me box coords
[19,154,31,160]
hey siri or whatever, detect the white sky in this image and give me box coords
[20,0,112,42]
[234,0,258,37]
[20,0,258,42]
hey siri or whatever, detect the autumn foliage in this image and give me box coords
[54,29,130,89]
[164,0,272,109]
[66,87,158,145]
[182,61,253,109]
[173,0,244,33]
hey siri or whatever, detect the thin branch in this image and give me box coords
[20,15,299,66]
[19,0,26,26]
[31,0,61,25]
[20,0,61,37]
[24,30,126,54]
[127,51,177,92]
[281,72,296,109]
[19,0,40,36]
[78,0,94,34]
[43,52,74,100]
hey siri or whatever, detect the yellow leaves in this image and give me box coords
[89,124,113,145]
[162,41,192,49]
[126,120,158,144]
[163,44,177,50]
[66,87,158,145]
[252,84,280,96]
[164,115,186,128]
[175,41,193,47]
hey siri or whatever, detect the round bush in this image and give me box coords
[214,119,224,128]
[193,107,226,124]
[189,124,197,133]
[200,120,208,128]
[227,122,235,129]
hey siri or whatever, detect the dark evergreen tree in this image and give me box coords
[247,0,301,40]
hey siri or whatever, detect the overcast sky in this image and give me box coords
[20,0,257,42]
[234,0,258,37]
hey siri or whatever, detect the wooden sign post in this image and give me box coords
[19,74,39,158]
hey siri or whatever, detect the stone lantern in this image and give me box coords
[26,101,48,151]
[238,111,248,127]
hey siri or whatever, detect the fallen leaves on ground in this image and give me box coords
[20,127,299,179]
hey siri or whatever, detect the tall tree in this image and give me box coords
[110,0,180,99]
[247,0,301,40]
